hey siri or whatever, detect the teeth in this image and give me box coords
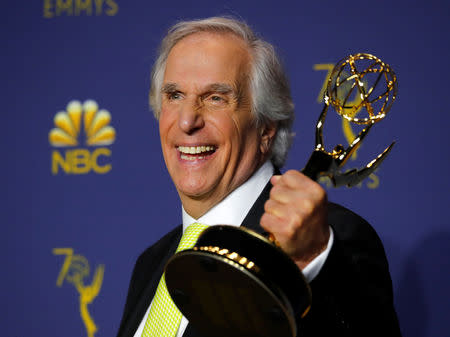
[178,146,215,154]
[180,154,206,160]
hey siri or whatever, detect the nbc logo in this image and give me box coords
[49,100,116,175]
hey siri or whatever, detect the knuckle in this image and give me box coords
[302,199,314,214]
[285,169,298,177]
[318,187,327,202]
[284,170,295,181]
[292,211,302,225]
[313,182,326,198]
[260,213,269,227]
[264,199,273,212]
[270,185,287,202]
[270,185,279,197]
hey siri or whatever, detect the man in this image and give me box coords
[117,17,401,337]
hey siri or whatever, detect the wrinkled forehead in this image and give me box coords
[171,30,251,56]
[164,32,252,85]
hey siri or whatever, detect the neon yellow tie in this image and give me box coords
[141,223,208,337]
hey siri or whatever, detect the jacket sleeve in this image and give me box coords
[298,203,402,337]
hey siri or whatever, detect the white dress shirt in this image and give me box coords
[133,160,334,337]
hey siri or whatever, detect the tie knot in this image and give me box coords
[176,222,208,252]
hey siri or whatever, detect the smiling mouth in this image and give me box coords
[177,145,217,160]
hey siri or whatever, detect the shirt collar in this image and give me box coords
[182,160,274,232]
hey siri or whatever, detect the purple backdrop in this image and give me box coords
[2,1,449,336]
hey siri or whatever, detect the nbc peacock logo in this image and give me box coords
[49,100,116,175]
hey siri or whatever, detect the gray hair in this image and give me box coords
[149,17,294,168]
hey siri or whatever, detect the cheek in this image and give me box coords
[159,109,174,141]
[231,113,259,146]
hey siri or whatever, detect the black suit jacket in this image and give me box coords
[117,181,401,337]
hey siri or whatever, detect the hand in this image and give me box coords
[260,170,330,270]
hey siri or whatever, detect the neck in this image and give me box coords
[180,195,216,219]
[180,160,274,220]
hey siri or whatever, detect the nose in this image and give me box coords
[178,101,205,134]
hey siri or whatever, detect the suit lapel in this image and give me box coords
[241,179,272,234]
[118,227,182,337]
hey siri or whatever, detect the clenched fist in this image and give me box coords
[260,170,330,270]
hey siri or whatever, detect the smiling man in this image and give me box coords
[117,17,401,337]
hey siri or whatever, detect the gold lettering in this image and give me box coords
[94,0,103,15]
[45,0,117,17]
[91,148,112,174]
[56,0,73,15]
[43,0,54,18]
[366,173,379,189]
[53,248,74,286]
[51,149,112,175]
[313,64,334,103]
[318,176,333,189]
[70,149,91,174]
[75,0,92,15]
[105,0,118,16]
[52,150,71,175]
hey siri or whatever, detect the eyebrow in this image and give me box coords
[161,82,235,95]
[206,83,234,95]
[161,83,178,94]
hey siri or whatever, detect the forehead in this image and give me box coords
[163,32,251,87]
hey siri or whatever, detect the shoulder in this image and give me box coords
[327,201,387,258]
[327,201,369,229]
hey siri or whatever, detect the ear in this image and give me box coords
[259,122,277,155]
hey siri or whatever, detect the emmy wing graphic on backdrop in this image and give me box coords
[164,53,397,337]
[53,248,105,337]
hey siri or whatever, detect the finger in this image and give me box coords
[269,183,295,204]
[260,211,300,256]
[271,173,302,189]
[272,170,322,198]
[270,181,323,207]
[264,199,302,230]
[270,175,282,185]
[282,170,317,189]
[284,171,327,202]
[265,192,327,237]
[259,211,276,232]
[260,211,294,240]
[264,198,286,219]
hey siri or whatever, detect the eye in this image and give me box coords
[211,95,222,101]
[207,94,228,105]
[167,91,182,100]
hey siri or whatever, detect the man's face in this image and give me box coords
[159,32,273,217]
